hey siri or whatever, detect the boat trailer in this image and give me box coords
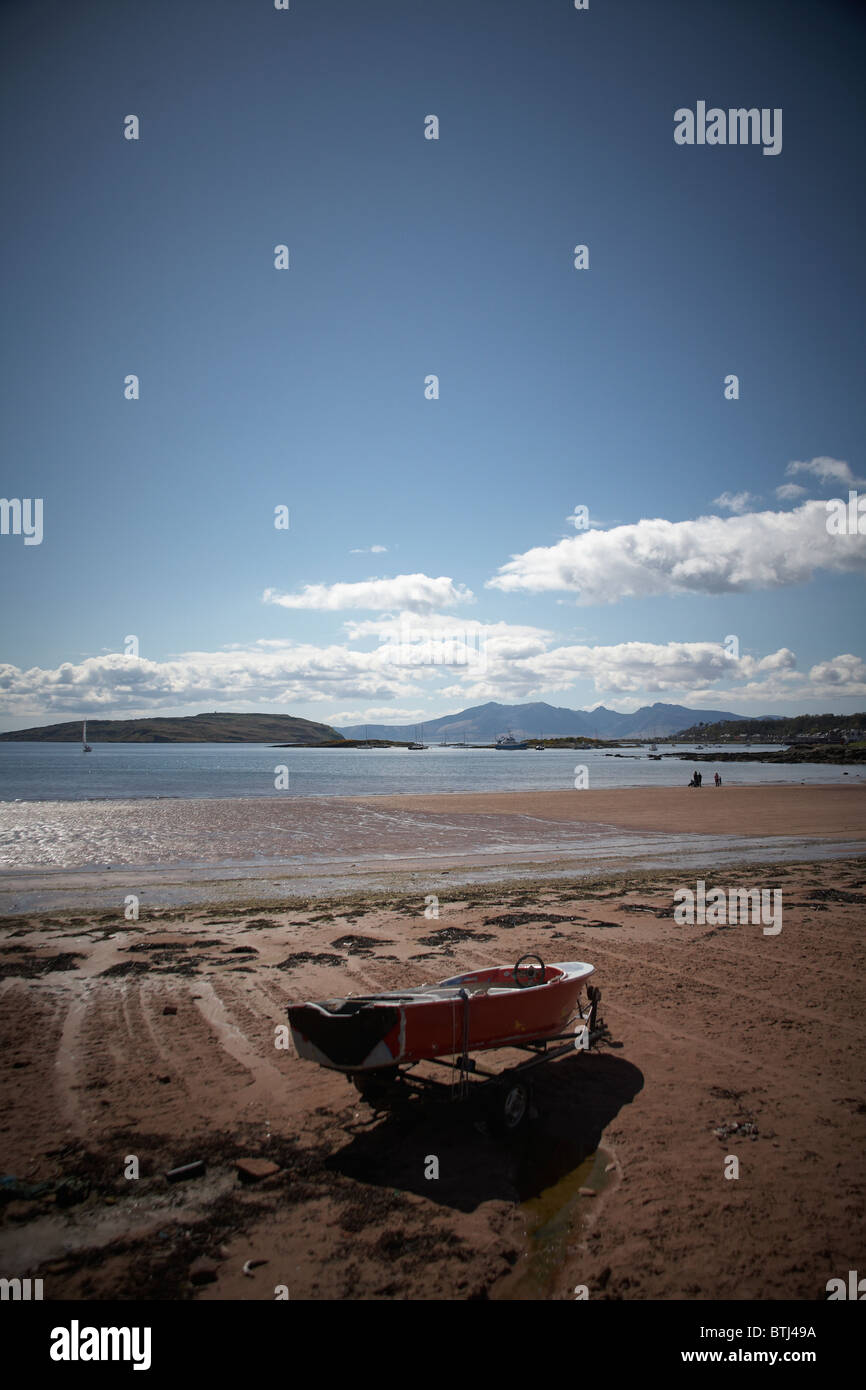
[347,978,609,1135]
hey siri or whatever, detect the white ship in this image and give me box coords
[495,732,529,750]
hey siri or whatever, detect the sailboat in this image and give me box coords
[82,719,92,753]
[408,723,428,749]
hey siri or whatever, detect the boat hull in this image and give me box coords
[288,962,594,1072]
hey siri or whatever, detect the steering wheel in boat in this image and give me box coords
[514,953,546,988]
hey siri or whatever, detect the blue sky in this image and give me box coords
[1,0,864,731]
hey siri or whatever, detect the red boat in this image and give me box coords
[287,956,595,1073]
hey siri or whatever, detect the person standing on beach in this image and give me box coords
[696,770,702,787]
[714,772,722,787]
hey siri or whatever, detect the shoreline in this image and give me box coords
[2,836,864,915]
[1,785,863,914]
[2,848,863,924]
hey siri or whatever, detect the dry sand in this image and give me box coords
[1,850,864,1301]
[354,783,866,839]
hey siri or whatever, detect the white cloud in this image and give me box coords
[1,636,863,719]
[487,501,866,604]
[344,611,550,653]
[263,574,474,613]
[324,707,429,724]
[785,456,866,488]
[445,640,866,709]
[0,645,423,718]
[448,641,798,702]
[350,544,388,554]
[341,612,549,681]
[775,483,807,501]
[807,653,866,687]
[671,654,866,707]
[713,491,758,514]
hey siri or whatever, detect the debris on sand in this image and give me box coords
[236,1158,280,1183]
[713,1120,759,1141]
[165,1160,206,1184]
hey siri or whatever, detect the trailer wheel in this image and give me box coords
[350,1066,400,1107]
[489,1077,532,1135]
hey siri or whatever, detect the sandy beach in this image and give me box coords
[1,784,864,1299]
[354,784,866,838]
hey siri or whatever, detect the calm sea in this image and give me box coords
[0,741,859,802]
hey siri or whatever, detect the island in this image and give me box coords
[0,712,344,745]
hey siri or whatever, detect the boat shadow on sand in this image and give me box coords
[324,1051,643,1213]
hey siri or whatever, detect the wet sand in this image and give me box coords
[1,785,863,914]
[1,853,864,1300]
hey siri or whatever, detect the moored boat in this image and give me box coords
[288,958,595,1073]
[495,731,529,750]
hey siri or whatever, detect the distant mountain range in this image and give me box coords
[338,701,749,742]
[4,703,852,746]
[0,713,341,744]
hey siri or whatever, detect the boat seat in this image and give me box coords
[384,979,537,1001]
[414,984,517,1000]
